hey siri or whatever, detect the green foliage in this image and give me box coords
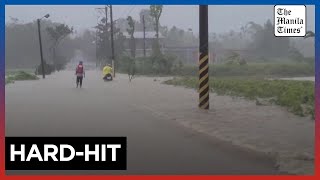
[5,20,59,68]
[150,5,163,38]
[46,24,73,44]
[287,46,305,63]
[13,71,39,80]
[118,58,314,78]
[152,54,176,74]
[6,71,39,85]
[95,16,126,64]
[5,78,15,85]
[126,16,135,36]
[35,61,55,75]
[54,55,67,71]
[127,16,136,58]
[173,62,314,78]
[164,77,314,118]
[245,20,291,58]
[46,24,73,69]
[150,5,163,57]
[224,51,247,65]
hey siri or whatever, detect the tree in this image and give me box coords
[150,5,163,59]
[95,17,126,67]
[245,20,291,58]
[46,24,73,71]
[160,26,168,37]
[115,18,128,33]
[150,5,163,39]
[70,30,96,63]
[139,9,154,31]
[127,16,136,58]
[5,20,61,69]
[126,16,136,81]
[95,17,111,65]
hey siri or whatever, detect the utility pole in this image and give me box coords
[143,15,146,57]
[198,5,209,109]
[109,5,116,78]
[104,6,108,28]
[104,6,109,68]
[95,29,98,68]
[37,19,45,79]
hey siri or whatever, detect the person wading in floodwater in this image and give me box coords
[75,61,85,88]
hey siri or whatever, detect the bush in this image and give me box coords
[35,61,55,75]
[14,71,39,80]
[164,77,314,118]
[54,56,68,71]
[5,78,15,85]
[118,57,314,78]
[174,63,314,78]
[5,71,39,85]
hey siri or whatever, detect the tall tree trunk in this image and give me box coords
[155,19,159,39]
[130,37,136,58]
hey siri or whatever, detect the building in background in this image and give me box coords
[122,31,165,57]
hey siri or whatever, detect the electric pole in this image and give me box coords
[198,5,209,109]
[95,29,98,68]
[143,15,146,57]
[109,5,115,78]
[104,6,109,68]
[36,14,49,78]
[37,19,45,79]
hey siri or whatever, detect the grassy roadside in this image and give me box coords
[175,63,314,77]
[164,77,314,119]
[5,71,39,85]
[129,62,315,78]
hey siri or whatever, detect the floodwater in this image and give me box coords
[5,70,314,175]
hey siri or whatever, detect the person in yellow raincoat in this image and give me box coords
[103,64,113,81]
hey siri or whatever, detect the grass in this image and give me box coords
[5,71,39,85]
[130,62,315,78]
[5,78,15,85]
[6,69,34,76]
[164,77,314,119]
[175,63,315,78]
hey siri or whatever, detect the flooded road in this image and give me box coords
[6,70,315,175]
[5,70,279,175]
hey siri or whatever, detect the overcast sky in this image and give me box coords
[5,5,315,34]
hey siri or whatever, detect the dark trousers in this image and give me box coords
[76,76,83,87]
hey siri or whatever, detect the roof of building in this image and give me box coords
[122,31,164,39]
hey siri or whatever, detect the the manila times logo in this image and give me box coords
[274,5,306,37]
[5,137,127,170]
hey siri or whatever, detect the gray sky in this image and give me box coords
[5,5,315,34]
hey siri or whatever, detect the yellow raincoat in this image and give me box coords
[103,65,113,76]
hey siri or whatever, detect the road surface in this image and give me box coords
[5,70,279,175]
